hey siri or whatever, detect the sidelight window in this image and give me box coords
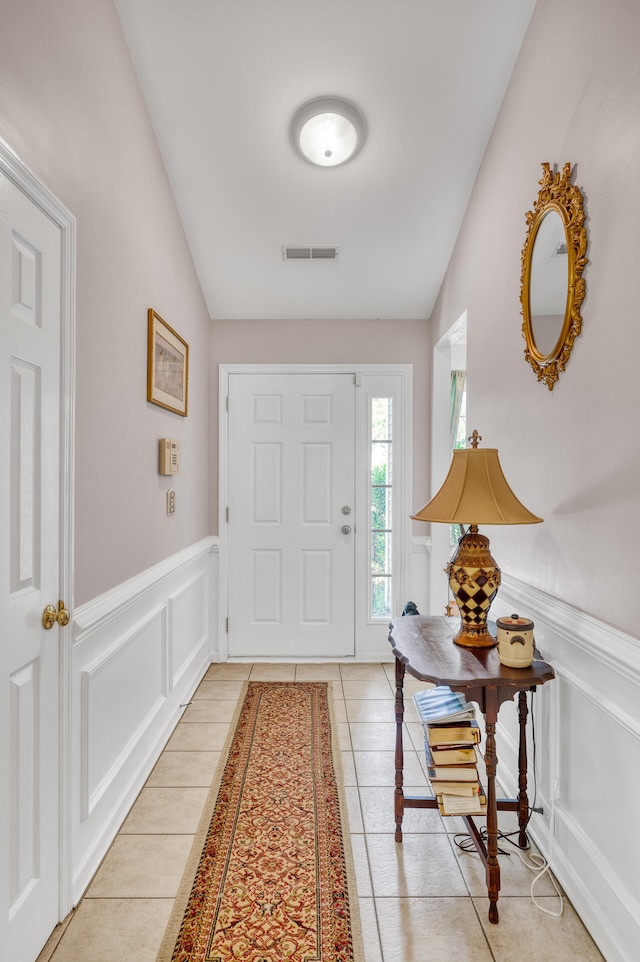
[370,397,393,619]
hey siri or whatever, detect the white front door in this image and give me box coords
[0,169,64,960]
[227,372,355,658]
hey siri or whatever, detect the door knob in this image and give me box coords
[341,524,352,535]
[42,600,70,630]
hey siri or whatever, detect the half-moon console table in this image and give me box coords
[389,615,555,923]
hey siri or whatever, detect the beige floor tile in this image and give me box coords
[340,663,389,679]
[366,833,467,897]
[342,679,394,700]
[344,785,364,832]
[401,673,436,695]
[294,663,342,680]
[345,699,398,723]
[35,913,74,962]
[354,749,427,787]
[476,895,606,961]
[204,662,251,680]
[349,722,397,752]
[192,678,246,699]
[454,844,561,898]
[86,834,194,898]
[356,897,382,962]
[120,786,209,834]
[146,750,220,787]
[180,699,238,723]
[382,661,395,679]
[375,896,494,962]
[249,663,296,680]
[165,721,230,751]
[349,834,373,898]
[46,898,174,962]
[340,750,357,786]
[335,721,353,750]
[359,786,444,835]
[400,698,421,723]
[406,720,427,753]
[331,698,348,723]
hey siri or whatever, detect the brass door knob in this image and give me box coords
[42,600,70,630]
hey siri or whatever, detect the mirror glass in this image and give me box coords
[528,210,568,356]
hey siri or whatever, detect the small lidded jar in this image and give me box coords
[496,614,535,668]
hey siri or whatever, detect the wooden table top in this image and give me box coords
[388,615,555,692]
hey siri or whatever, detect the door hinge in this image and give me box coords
[226,395,229,412]
[226,506,229,522]
[225,616,229,633]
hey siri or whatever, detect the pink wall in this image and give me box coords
[211,317,432,523]
[429,0,640,636]
[0,1,213,605]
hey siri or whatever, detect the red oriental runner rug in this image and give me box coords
[157,681,364,962]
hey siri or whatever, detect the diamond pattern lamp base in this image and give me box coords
[446,525,499,648]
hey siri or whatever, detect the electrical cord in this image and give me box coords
[451,688,564,916]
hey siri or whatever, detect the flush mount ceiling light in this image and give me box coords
[290,97,366,167]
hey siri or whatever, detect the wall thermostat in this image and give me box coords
[159,438,179,475]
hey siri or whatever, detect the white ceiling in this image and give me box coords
[115,0,536,321]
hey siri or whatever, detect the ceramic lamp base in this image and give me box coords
[446,525,500,649]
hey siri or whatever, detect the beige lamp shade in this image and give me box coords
[411,447,542,526]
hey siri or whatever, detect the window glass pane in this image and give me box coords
[371,397,392,440]
[371,441,392,484]
[371,531,392,575]
[371,576,392,618]
[371,397,393,620]
[371,485,391,532]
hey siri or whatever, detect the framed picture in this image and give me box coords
[147,309,189,416]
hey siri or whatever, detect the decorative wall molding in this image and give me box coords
[80,606,167,819]
[493,573,640,962]
[70,538,218,902]
[411,536,432,555]
[74,536,217,641]
[498,573,640,685]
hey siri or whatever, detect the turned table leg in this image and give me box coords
[517,690,530,848]
[394,657,405,842]
[484,694,500,923]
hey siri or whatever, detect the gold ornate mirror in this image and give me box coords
[520,163,587,390]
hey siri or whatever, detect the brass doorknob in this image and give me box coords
[42,600,70,630]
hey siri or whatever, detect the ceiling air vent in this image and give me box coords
[282,246,339,261]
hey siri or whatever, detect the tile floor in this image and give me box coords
[37,662,605,962]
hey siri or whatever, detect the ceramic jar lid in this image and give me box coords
[496,613,534,632]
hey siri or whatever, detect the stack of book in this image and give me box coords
[413,686,486,817]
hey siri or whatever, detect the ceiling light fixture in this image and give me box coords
[290,97,366,167]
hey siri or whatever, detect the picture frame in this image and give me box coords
[147,308,189,416]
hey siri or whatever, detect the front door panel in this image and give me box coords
[228,373,355,658]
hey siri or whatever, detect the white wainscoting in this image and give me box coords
[70,537,218,902]
[492,574,640,962]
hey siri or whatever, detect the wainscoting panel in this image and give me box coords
[80,606,166,820]
[492,575,640,962]
[70,537,218,903]
[170,570,209,688]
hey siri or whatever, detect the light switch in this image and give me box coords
[167,490,176,515]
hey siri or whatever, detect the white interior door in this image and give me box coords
[0,170,63,960]
[227,372,355,658]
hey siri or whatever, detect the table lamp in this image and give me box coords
[412,430,542,648]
